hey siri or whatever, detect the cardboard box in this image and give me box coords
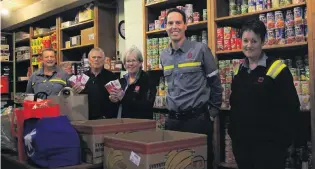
[103,130,207,169]
[81,27,94,45]
[65,41,71,48]
[70,36,81,47]
[72,118,156,164]
[79,9,94,23]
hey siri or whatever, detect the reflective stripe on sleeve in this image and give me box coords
[207,69,218,78]
[163,65,175,70]
[266,60,287,79]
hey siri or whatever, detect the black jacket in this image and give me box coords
[81,69,119,120]
[229,57,300,146]
[119,70,157,119]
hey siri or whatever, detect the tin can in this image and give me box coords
[159,17,165,29]
[272,0,280,8]
[266,0,272,8]
[285,59,292,68]
[248,0,256,13]
[241,3,249,14]
[193,12,200,23]
[217,39,224,51]
[267,29,275,45]
[305,66,309,80]
[149,23,155,31]
[275,28,285,44]
[191,35,198,42]
[224,39,232,50]
[256,0,265,11]
[267,12,275,30]
[290,68,298,80]
[231,38,237,49]
[293,0,305,4]
[301,81,309,95]
[201,9,207,21]
[275,11,285,28]
[285,9,295,27]
[185,4,193,23]
[161,10,166,17]
[224,27,232,39]
[295,25,305,42]
[236,38,242,49]
[217,28,224,39]
[294,81,302,94]
[259,14,267,27]
[286,26,295,44]
[294,7,303,26]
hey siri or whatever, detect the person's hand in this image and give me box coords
[73,83,83,94]
[110,88,124,101]
[109,95,120,103]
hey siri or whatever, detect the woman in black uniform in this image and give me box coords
[228,20,300,169]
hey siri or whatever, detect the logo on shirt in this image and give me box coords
[134,86,140,93]
[187,52,193,59]
[258,77,264,83]
[56,73,62,78]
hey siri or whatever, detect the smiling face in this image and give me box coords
[42,50,56,68]
[124,51,142,74]
[166,12,187,42]
[242,30,264,59]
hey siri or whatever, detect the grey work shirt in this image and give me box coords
[160,39,221,112]
[26,67,70,96]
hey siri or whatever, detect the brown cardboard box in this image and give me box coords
[72,118,156,164]
[81,27,94,45]
[70,36,81,47]
[103,130,207,169]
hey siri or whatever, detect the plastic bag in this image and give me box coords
[1,106,17,151]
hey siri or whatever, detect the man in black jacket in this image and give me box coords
[73,48,119,120]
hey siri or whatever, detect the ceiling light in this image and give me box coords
[1,8,9,15]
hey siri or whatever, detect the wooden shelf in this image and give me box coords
[15,38,29,44]
[0,61,13,63]
[215,2,306,25]
[60,43,94,51]
[219,162,238,169]
[61,20,94,31]
[145,0,168,7]
[32,31,55,39]
[146,21,208,35]
[216,42,308,55]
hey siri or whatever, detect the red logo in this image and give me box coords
[135,86,140,92]
[258,77,264,83]
[188,52,193,59]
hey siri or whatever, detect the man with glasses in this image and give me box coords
[73,47,119,120]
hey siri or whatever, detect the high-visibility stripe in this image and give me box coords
[270,64,286,79]
[266,60,286,79]
[32,82,35,86]
[266,60,281,76]
[178,62,201,68]
[164,65,174,70]
[207,70,218,78]
[49,79,66,85]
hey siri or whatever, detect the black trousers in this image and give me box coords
[232,139,287,169]
[165,113,213,169]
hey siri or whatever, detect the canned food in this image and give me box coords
[241,4,249,14]
[191,35,198,42]
[256,0,265,11]
[301,81,309,95]
[292,0,304,4]
[295,25,305,42]
[267,12,275,30]
[294,81,302,94]
[224,27,232,39]
[285,27,295,44]
[185,4,193,23]
[217,28,224,39]
[217,39,224,51]
[231,38,237,49]
[285,9,295,27]
[193,12,200,23]
[285,59,292,68]
[275,11,285,28]
[267,29,275,45]
[203,9,207,21]
[266,0,272,9]
[248,0,256,13]
[259,14,267,27]
[294,7,303,26]
[154,20,160,30]
[275,28,285,45]
[224,39,232,50]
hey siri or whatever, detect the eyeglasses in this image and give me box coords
[126,59,139,63]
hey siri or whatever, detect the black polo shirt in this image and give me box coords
[81,69,119,120]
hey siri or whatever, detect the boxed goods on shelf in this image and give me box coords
[81,27,94,45]
[15,46,30,61]
[147,37,169,70]
[148,4,207,31]
[1,45,10,61]
[33,28,51,36]
[79,9,94,23]
[15,32,30,41]
[103,130,207,169]
[70,35,81,47]
[71,118,156,164]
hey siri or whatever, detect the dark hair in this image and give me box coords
[241,20,267,42]
[166,8,186,24]
[41,48,56,56]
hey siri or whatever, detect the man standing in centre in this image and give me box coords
[160,8,222,169]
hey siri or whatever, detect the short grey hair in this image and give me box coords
[123,46,143,64]
[88,47,105,58]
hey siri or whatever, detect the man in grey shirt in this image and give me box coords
[160,8,222,169]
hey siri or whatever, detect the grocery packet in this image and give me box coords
[105,80,124,100]
[69,74,90,90]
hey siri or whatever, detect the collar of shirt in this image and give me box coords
[86,68,106,78]
[37,66,58,76]
[168,38,191,55]
[123,70,142,86]
[242,53,268,69]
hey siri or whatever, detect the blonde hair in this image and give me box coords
[123,46,143,64]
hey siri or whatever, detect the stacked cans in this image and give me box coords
[217,27,241,51]
[147,37,169,70]
[185,4,193,23]
[188,30,208,44]
[219,59,244,108]
[153,112,168,130]
[224,122,236,164]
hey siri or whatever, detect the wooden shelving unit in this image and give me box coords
[60,19,94,31]
[60,43,94,51]
[210,1,315,169]
[32,30,56,39]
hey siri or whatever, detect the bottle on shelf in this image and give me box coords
[115,51,123,71]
